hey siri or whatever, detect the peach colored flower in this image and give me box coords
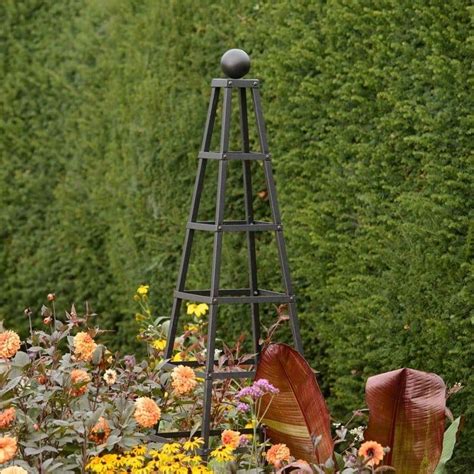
[358,440,385,467]
[0,436,17,464]
[0,408,15,429]
[73,332,97,362]
[103,369,117,385]
[266,443,291,468]
[171,365,197,395]
[134,397,161,428]
[89,417,111,444]
[0,331,21,359]
[0,467,28,474]
[221,429,241,449]
[69,369,91,396]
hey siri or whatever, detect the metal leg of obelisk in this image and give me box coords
[164,87,220,360]
[201,87,231,455]
[251,87,304,355]
[239,87,261,359]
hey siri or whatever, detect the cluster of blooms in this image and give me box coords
[87,441,212,473]
[236,378,279,412]
[0,332,21,469]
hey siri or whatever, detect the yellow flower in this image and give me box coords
[210,445,235,463]
[186,303,209,318]
[172,352,183,362]
[133,445,147,456]
[191,466,212,474]
[183,437,204,451]
[184,323,199,332]
[136,285,149,296]
[152,339,167,351]
[161,442,181,455]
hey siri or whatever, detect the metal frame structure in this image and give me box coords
[159,77,303,455]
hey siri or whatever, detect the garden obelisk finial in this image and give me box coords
[220,48,251,78]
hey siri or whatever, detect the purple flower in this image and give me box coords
[239,435,250,446]
[237,379,279,400]
[124,354,136,367]
[236,402,250,413]
[254,378,279,395]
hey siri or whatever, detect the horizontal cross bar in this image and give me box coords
[198,151,267,160]
[153,427,257,442]
[187,220,279,232]
[211,370,256,380]
[164,359,256,369]
[211,78,260,88]
[174,288,293,304]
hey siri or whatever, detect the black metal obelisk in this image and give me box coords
[161,49,303,455]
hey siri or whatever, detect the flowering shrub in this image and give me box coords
[0,286,462,473]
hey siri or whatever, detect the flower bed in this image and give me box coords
[0,287,462,473]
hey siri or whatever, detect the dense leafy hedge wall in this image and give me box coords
[1,0,472,469]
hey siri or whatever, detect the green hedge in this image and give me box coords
[1,1,472,469]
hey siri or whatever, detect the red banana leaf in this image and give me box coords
[255,343,333,464]
[364,368,446,473]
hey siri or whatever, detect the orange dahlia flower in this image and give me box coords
[358,440,385,467]
[134,397,161,428]
[73,332,97,362]
[221,429,241,449]
[69,369,91,396]
[0,436,17,464]
[0,408,16,429]
[171,365,197,395]
[0,331,21,359]
[0,466,28,473]
[89,417,111,444]
[266,443,291,468]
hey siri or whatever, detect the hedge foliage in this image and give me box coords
[1,0,472,469]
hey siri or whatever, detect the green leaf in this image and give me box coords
[12,351,31,368]
[433,417,462,474]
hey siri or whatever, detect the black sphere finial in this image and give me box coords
[220,49,251,79]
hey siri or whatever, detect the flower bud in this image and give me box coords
[47,293,56,302]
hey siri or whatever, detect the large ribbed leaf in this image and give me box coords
[255,343,333,464]
[364,368,446,473]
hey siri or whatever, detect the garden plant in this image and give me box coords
[0,287,462,473]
